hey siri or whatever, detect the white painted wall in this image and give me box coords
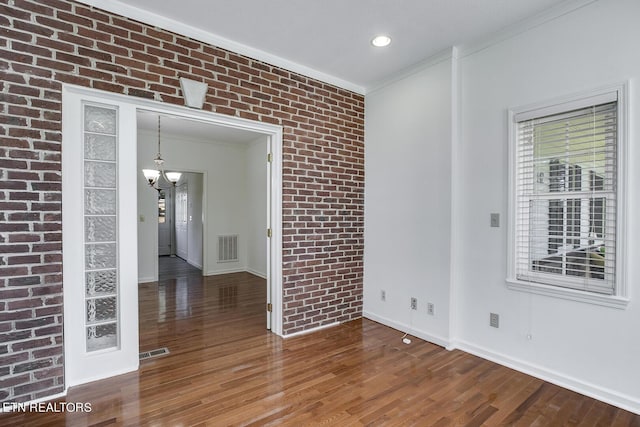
[456,0,640,412]
[364,0,640,414]
[364,56,453,346]
[137,129,248,280]
[246,137,268,278]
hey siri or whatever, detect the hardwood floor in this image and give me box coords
[2,258,638,426]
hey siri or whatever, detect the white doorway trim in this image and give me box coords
[62,86,284,390]
[133,106,283,336]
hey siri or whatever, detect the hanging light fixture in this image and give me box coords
[142,115,181,190]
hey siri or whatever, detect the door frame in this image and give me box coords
[61,88,139,387]
[62,84,284,387]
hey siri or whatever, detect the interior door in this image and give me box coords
[175,182,188,260]
[157,189,172,256]
[62,87,139,387]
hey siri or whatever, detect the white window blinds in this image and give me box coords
[514,95,618,295]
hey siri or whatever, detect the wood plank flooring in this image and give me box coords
[1,257,638,426]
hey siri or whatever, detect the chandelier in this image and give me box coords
[142,116,181,190]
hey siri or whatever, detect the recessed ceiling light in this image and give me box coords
[371,35,391,47]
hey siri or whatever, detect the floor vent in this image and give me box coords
[139,347,170,361]
[218,234,238,262]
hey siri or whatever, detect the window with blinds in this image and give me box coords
[513,91,620,295]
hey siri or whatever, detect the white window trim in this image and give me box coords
[507,82,629,309]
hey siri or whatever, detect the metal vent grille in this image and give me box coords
[139,347,169,361]
[218,235,238,262]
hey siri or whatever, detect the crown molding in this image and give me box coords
[364,0,599,92]
[457,0,599,58]
[74,0,366,95]
[365,47,454,95]
[76,0,599,96]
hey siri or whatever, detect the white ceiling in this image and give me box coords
[80,0,591,93]
[137,110,262,144]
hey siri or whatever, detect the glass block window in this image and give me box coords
[83,103,119,352]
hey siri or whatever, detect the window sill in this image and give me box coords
[506,279,629,309]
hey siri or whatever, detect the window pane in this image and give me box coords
[87,323,117,352]
[83,103,119,352]
[515,99,617,294]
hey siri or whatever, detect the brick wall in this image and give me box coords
[0,0,364,403]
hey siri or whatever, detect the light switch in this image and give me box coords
[490,213,500,228]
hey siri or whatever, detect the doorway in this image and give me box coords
[155,171,204,265]
[62,86,283,388]
[136,113,270,280]
[157,187,172,256]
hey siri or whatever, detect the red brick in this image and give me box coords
[112,16,143,33]
[0,287,29,298]
[11,338,52,351]
[0,4,30,20]
[0,0,364,404]
[8,255,41,265]
[35,57,74,72]
[55,51,91,67]
[75,6,110,23]
[0,27,33,43]
[56,11,93,28]
[35,15,73,32]
[32,345,62,359]
[11,41,52,58]
[57,32,94,48]
[76,26,111,43]
[146,27,174,42]
[13,378,55,396]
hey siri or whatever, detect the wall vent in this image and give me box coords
[218,235,238,262]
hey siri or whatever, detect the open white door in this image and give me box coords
[157,189,172,256]
[266,137,273,330]
[175,182,188,259]
[62,86,138,387]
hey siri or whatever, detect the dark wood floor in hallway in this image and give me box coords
[1,257,638,426]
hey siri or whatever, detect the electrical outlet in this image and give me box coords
[410,297,417,310]
[490,312,499,328]
[427,302,434,315]
[381,290,386,301]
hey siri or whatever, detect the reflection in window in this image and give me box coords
[514,97,618,295]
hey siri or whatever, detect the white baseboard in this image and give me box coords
[204,267,245,276]
[363,312,639,414]
[283,321,340,338]
[187,259,203,270]
[0,390,67,413]
[246,267,267,279]
[453,339,640,415]
[363,311,450,349]
[138,276,155,284]
[66,363,139,389]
